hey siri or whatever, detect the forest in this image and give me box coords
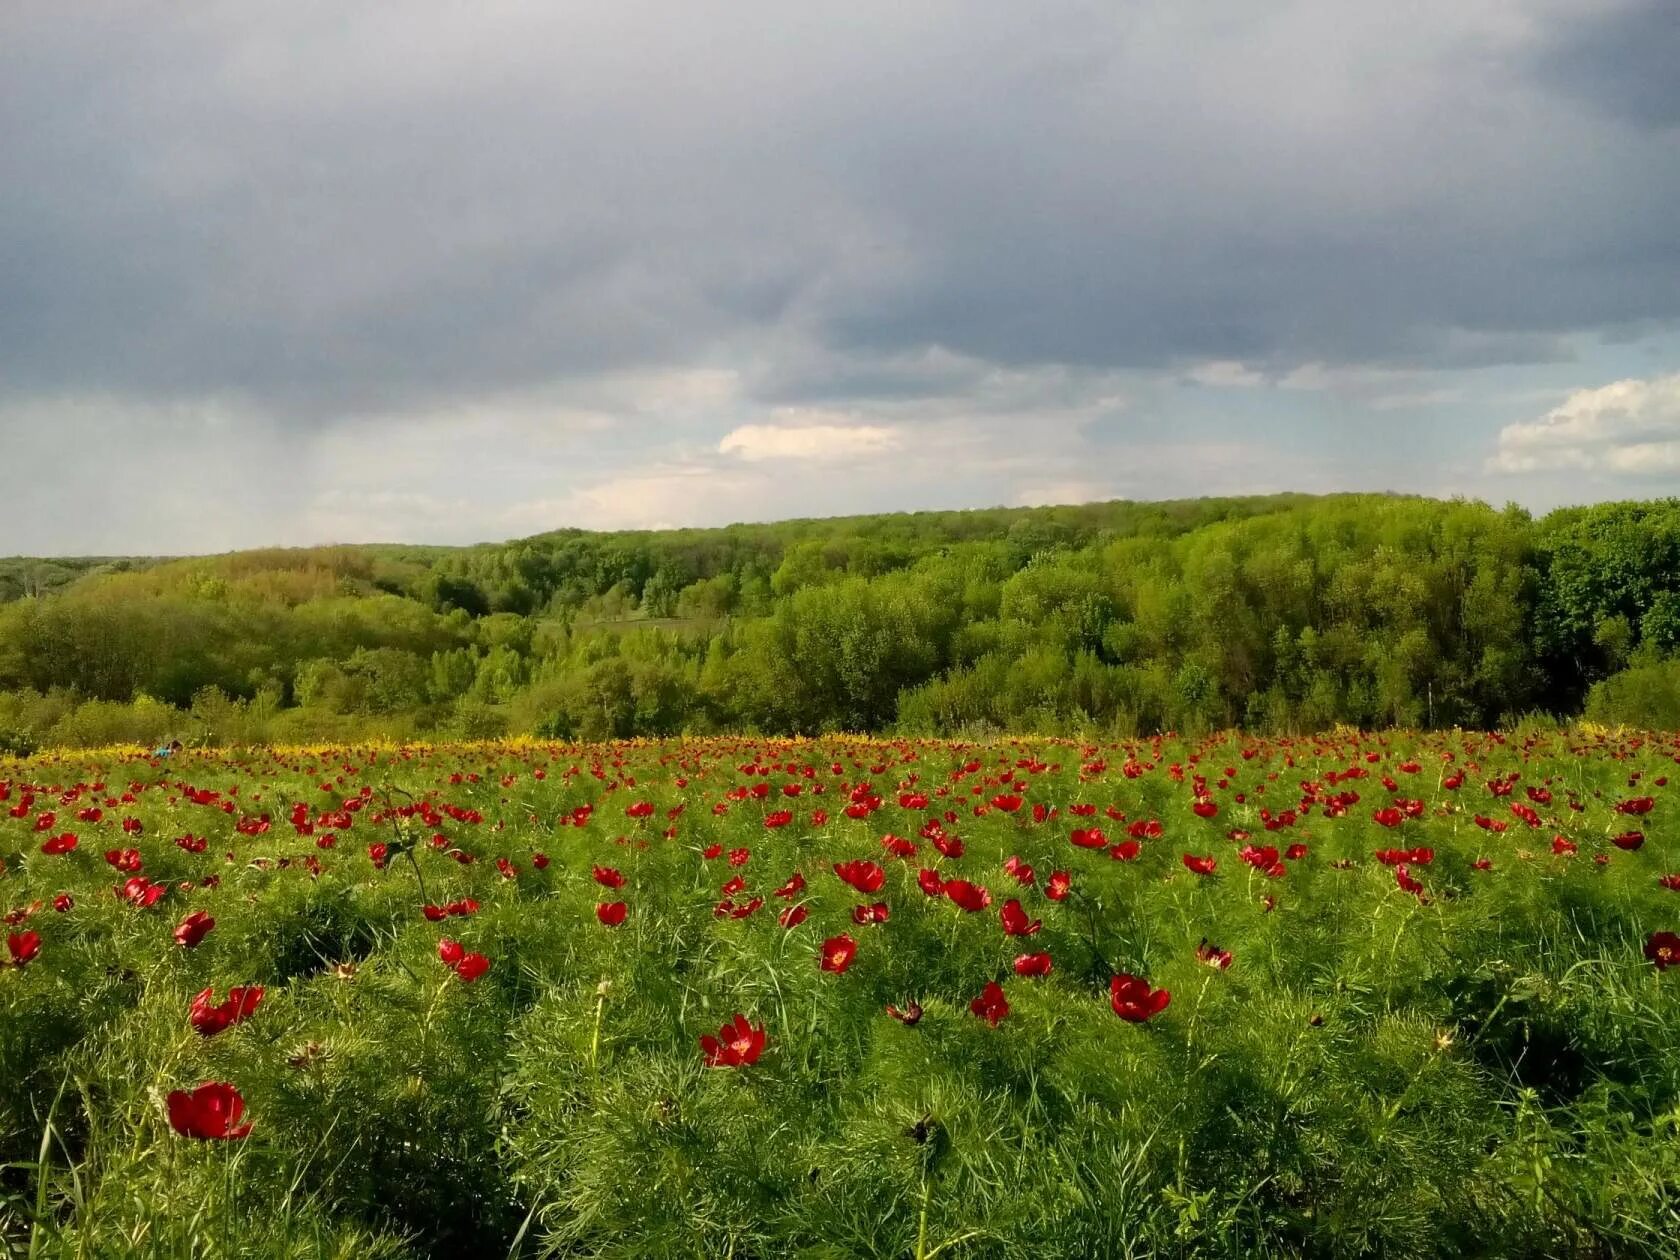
[5,492,1680,751]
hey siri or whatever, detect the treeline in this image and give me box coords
[4,493,1680,750]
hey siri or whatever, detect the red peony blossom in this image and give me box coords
[596,901,628,927]
[1195,938,1233,970]
[174,910,214,949]
[917,867,944,897]
[454,952,491,982]
[969,980,1010,1026]
[1070,827,1107,850]
[1646,931,1680,970]
[40,833,78,855]
[700,1013,766,1068]
[189,986,264,1037]
[990,794,1024,813]
[167,1082,252,1140]
[438,937,465,967]
[1182,854,1217,876]
[852,902,890,925]
[833,859,886,894]
[999,898,1041,937]
[593,865,626,888]
[6,931,41,967]
[942,879,992,912]
[821,933,858,973]
[1109,839,1142,862]
[1110,973,1171,1022]
[52,894,73,913]
[778,903,809,929]
[1659,874,1680,892]
[1014,952,1053,977]
[774,871,806,898]
[626,801,655,819]
[1611,831,1645,852]
[764,810,793,829]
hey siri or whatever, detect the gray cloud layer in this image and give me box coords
[1,1,1677,551]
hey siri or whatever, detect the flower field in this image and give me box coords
[3,731,1680,1257]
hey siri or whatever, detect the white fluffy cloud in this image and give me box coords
[718,416,903,462]
[1491,373,1680,473]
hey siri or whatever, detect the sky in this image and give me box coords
[2,0,1678,555]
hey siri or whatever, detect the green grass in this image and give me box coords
[2,730,1679,1257]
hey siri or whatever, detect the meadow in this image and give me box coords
[3,729,1679,1258]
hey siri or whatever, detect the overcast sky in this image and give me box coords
[3,0,1679,555]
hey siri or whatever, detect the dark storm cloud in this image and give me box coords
[2,0,1678,428]
[1536,0,1680,130]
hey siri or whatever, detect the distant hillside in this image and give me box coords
[4,492,1680,750]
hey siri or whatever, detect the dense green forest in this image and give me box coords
[5,492,1680,750]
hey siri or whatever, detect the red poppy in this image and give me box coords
[167,1082,252,1140]
[764,810,793,829]
[1611,831,1645,852]
[969,980,1009,1026]
[1109,839,1141,862]
[626,801,655,819]
[438,937,465,967]
[774,871,807,898]
[1110,974,1171,1022]
[833,860,885,894]
[990,794,1024,813]
[1003,854,1036,886]
[700,1013,766,1068]
[6,931,40,967]
[778,903,809,929]
[1070,827,1107,850]
[1195,938,1233,970]
[942,879,992,912]
[1646,931,1680,970]
[40,833,78,855]
[1014,952,1053,977]
[189,986,264,1036]
[1182,854,1217,876]
[593,865,626,888]
[1045,870,1071,901]
[821,933,858,973]
[596,901,628,927]
[917,868,944,897]
[174,910,215,949]
[999,899,1041,937]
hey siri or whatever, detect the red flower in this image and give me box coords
[916,867,944,897]
[1395,864,1425,896]
[1645,931,1680,970]
[167,1082,252,1140]
[763,810,793,829]
[52,894,73,913]
[886,1000,924,1025]
[852,902,891,925]
[821,933,858,973]
[1045,870,1071,901]
[1182,854,1217,876]
[1552,835,1577,856]
[969,980,1009,1026]
[6,931,40,967]
[174,910,215,949]
[1110,974,1171,1022]
[1659,874,1680,892]
[728,847,751,866]
[40,833,78,855]
[778,903,809,929]
[189,986,264,1037]
[454,952,491,982]
[700,1013,766,1068]
[1195,938,1232,970]
[438,937,465,967]
[942,879,992,912]
[1070,827,1107,850]
[592,865,626,888]
[596,901,628,927]
[833,860,886,894]
[774,871,806,898]
[999,898,1041,937]
[1611,831,1645,852]
[990,794,1024,813]
[1014,952,1053,977]
[1109,839,1142,862]
[626,801,655,819]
